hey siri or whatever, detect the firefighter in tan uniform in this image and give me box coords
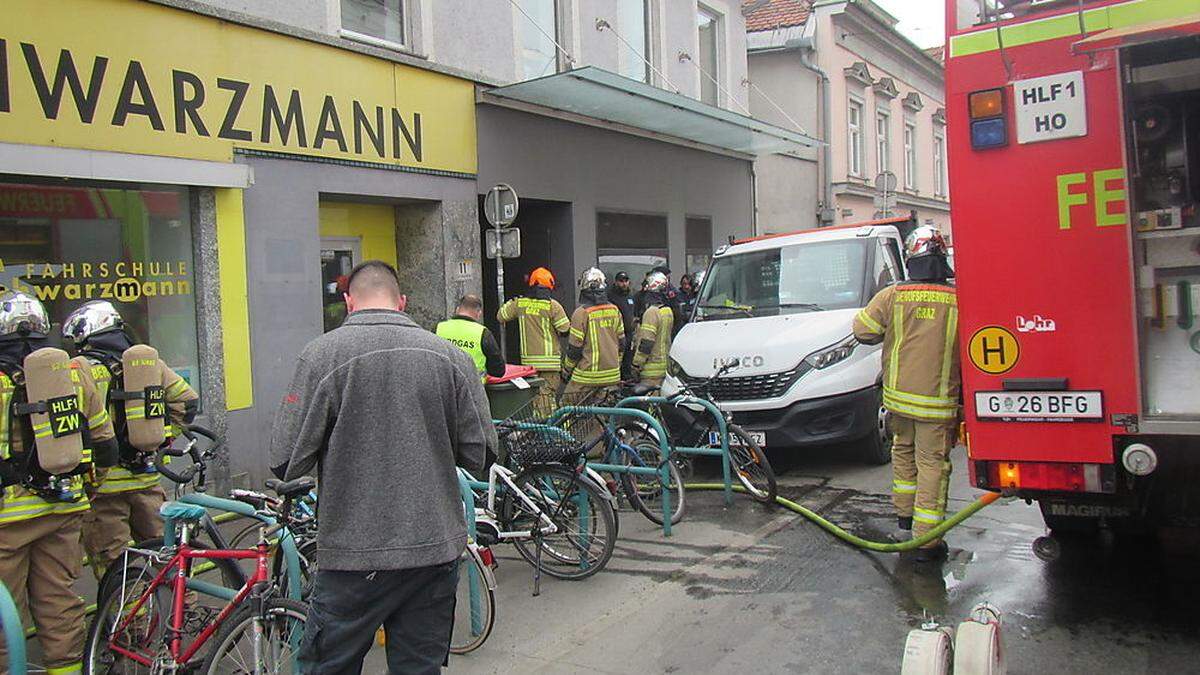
[631,271,675,388]
[853,226,960,563]
[562,268,625,395]
[63,301,199,581]
[0,291,118,675]
[498,267,571,392]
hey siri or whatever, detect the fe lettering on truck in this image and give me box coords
[1057,169,1128,230]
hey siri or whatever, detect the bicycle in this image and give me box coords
[460,405,618,595]
[84,442,312,674]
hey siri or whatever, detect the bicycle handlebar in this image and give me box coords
[155,425,221,489]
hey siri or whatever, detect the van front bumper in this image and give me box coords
[726,386,880,449]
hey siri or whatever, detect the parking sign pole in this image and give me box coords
[492,187,508,357]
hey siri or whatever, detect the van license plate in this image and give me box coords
[975,391,1102,422]
[709,431,767,448]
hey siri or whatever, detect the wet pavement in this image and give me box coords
[20,445,1200,673]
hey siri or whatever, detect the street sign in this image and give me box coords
[483,184,519,227]
[484,228,521,259]
[874,171,898,193]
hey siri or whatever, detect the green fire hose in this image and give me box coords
[684,483,1003,552]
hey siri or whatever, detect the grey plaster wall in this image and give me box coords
[475,105,753,293]
[189,188,231,487]
[226,156,478,485]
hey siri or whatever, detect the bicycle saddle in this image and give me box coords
[160,501,207,522]
[265,476,317,499]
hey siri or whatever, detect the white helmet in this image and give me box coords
[579,267,607,292]
[62,300,124,346]
[903,226,949,261]
[644,271,669,293]
[0,291,50,338]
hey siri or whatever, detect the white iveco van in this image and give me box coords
[662,223,908,464]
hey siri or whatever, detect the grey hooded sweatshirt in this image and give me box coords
[270,310,494,571]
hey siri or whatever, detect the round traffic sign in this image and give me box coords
[968,326,1020,375]
[483,184,519,227]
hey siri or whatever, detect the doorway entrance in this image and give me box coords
[320,237,360,332]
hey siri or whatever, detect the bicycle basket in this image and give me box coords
[495,396,590,466]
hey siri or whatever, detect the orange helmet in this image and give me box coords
[528,267,556,290]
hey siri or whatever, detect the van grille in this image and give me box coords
[685,363,811,401]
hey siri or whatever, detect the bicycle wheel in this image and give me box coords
[727,424,777,504]
[504,464,616,580]
[619,435,685,526]
[201,598,307,675]
[86,558,169,675]
[451,546,496,655]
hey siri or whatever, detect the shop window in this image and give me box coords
[685,217,713,274]
[0,181,200,393]
[617,0,652,83]
[596,211,668,284]
[697,6,721,106]
[341,0,407,48]
[516,0,561,80]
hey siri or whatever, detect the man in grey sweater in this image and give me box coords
[270,260,493,674]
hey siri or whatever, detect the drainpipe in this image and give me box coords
[750,163,760,237]
[787,35,833,225]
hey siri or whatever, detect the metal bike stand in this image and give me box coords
[456,472,489,633]
[550,405,677,536]
[615,395,735,506]
[0,581,25,675]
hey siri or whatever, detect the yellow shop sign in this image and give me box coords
[0,0,477,175]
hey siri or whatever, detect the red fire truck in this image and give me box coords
[945,1,1200,535]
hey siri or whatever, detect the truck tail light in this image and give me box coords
[968,88,1008,149]
[982,460,1110,492]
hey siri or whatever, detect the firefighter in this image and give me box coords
[0,291,118,675]
[62,300,199,581]
[852,226,960,563]
[562,268,625,396]
[437,294,506,380]
[631,271,674,388]
[498,267,571,392]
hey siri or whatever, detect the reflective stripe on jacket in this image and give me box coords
[565,304,625,385]
[633,305,674,378]
[497,297,569,371]
[853,282,961,422]
[436,318,487,378]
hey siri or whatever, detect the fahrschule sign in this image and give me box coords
[0,0,477,175]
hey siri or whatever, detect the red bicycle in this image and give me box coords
[84,437,312,674]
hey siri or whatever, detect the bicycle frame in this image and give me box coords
[107,530,269,668]
[461,464,561,540]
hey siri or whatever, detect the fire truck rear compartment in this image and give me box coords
[1125,35,1200,421]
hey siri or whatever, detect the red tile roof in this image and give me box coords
[743,0,812,33]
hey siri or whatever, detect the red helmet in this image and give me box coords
[528,267,556,290]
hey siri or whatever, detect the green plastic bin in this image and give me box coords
[485,377,544,420]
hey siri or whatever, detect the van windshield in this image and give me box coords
[695,239,870,321]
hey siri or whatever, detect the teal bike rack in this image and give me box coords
[548,405,676,536]
[615,395,735,506]
[0,581,25,675]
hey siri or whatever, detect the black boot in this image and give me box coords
[898,516,913,531]
[913,540,948,563]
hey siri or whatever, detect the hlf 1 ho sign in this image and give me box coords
[1014,71,1087,144]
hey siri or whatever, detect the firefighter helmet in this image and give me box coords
[579,267,607,292]
[0,291,50,338]
[903,226,949,261]
[528,267,556,290]
[644,271,669,293]
[62,300,124,346]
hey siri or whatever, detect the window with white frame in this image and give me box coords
[617,0,652,83]
[341,0,406,47]
[934,131,947,197]
[516,0,560,80]
[903,121,917,190]
[848,98,864,178]
[876,111,890,176]
[697,6,721,106]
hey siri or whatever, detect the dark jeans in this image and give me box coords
[300,561,459,675]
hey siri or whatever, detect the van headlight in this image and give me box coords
[804,336,858,370]
[668,357,686,378]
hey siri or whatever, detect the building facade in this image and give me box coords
[745,0,951,239]
[2,0,812,486]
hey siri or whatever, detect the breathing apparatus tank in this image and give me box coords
[118,344,168,454]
